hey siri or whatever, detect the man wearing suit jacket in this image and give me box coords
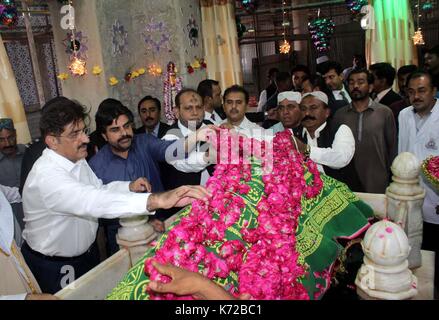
[369,62,403,107]
[160,89,215,220]
[318,61,352,116]
[197,79,224,125]
[135,96,171,138]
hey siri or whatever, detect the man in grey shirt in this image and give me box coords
[0,118,26,230]
[332,69,397,194]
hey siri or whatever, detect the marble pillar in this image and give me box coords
[386,152,425,269]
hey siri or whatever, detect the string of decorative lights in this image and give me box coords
[279,0,291,54]
[413,0,425,46]
[67,0,87,76]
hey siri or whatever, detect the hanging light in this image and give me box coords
[413,28,425,46]
[413,0,425,46]
[279,1,291,54]
[69,56,87,76]
[280,39,291,54]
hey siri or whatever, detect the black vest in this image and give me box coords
[158,120,215,218]
[160,120,214,190]
[302,122,364,192]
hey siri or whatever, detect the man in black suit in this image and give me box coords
[159,89,215,220]
[318,61,352,117]
[135,95,170,138]
[369,62,403,107]
[197,79,224,125]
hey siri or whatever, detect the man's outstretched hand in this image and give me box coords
[147,261,250,300]
[146,185,211,211]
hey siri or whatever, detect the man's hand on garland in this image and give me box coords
[146,185,212,211]
[148,261,251,300]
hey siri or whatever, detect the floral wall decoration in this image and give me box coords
[111,19,128,57]
[187,15,199,47]
[142,19,171,53]
[186,56,206,74]
[62,30,89,60]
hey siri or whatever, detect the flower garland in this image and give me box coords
[144,129,323,300]
[421,155,439,191]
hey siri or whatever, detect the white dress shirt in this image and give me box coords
[221,116,269,141]
[269,122,285,135]
[0,185,21,204]
[303,123,355,174]
[398,99,439,224]
[0,185,22,247]
[0,191,28,300]
[257,90,268,112]
[333,86,352,103]
[0,191,14,256]
[374,87,392,103]
[22,149,154,257]
[162,121,210,186]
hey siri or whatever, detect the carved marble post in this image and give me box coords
[356,220,418,300]
[116,216,156,265]
[386,152,425,269]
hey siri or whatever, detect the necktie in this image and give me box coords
[211,113,216,122]
[340,90,350,104]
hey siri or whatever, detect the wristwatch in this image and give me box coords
[303,144,311,158]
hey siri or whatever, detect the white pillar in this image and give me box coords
[116,216,156,265]
[386,152,425,269]
[355,220,418,300]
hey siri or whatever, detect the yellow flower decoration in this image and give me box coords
[57,73,69,81]
[109,77,119,86]
[137,68,146,75]
[131,71,140,78]
[191,59,201,69]
[92,66,102,75]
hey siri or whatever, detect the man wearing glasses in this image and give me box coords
[20,97,212,294]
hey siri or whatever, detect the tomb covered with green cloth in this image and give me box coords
[107,162,374,300]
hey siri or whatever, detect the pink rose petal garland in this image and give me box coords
[144,129,323,300]
[421,155,439,191]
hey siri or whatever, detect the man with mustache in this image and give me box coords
[221,85,262,135]
[90,98,215,248]
[269,91,303,135]
[134,95,170,138]
[290,92,357,189]
[0,118,26,240]
[398,71,439,298]
[21,97,212,294]
[332,69,397,193]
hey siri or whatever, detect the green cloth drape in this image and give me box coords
[107,161,373,300]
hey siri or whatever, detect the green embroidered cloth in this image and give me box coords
[107,163,373,300]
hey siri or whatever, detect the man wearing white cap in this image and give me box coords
[270,91,303,136]
[292,91,359,189]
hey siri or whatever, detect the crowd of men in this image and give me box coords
[1,44,439,299]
